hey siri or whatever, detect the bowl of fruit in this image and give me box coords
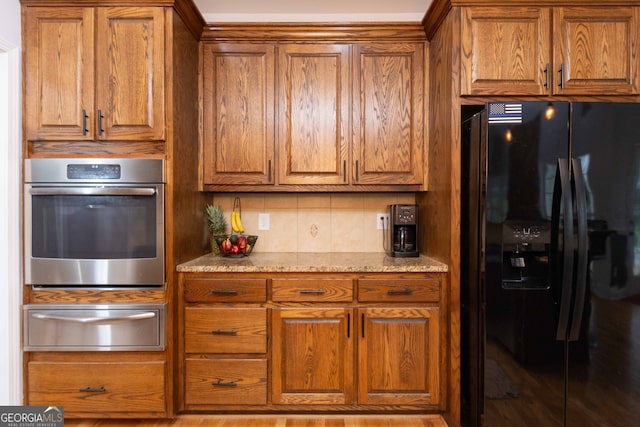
[213,234,258,257]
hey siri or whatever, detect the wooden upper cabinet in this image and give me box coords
[461,6,639,96]
[277,44,350,185]
[24,7,95,141]
[460,7,551,96]
[553,6,639,95]
[353,43,424,185]
[94,7,165,140]
[202,43,275,185]
[24,7,165,141]
[200,39,426,190]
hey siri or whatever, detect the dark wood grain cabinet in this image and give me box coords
[353,42,425,185]
[201,43,275,186]
[460,6,640,96]
[181,277,268,410]
[24,6,165,142]
[179,272,444,412]
[200,38,426,191]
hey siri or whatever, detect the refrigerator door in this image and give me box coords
[484,101,569,362]
[461,110,486,427]
[482,101,571,427]
[565,102,640,426]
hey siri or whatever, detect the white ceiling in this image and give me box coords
[193,0,433,23]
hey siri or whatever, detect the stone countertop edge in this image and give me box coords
[177,252,448,273]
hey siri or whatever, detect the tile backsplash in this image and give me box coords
[211,193,416,253]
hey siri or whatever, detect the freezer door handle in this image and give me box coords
[569,158,589,341]
[551,158,574,341]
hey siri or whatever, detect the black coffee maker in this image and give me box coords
[385,204,419,257]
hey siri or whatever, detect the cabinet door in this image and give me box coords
[202,43,275,185]
[553,7,639,95]
[460,7,551,96]
[24,7,95,141]
[95,7,165,141]
[353,43,424,185]
[277,44,350,185]
[358,307,440,406]
[272,307,354,405]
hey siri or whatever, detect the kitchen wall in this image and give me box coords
[212,193,416,253]
[0,0,22,406]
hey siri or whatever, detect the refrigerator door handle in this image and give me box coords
[551,158,575,341]
[569,158,589,341]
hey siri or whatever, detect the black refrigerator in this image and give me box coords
[461,101,640,427]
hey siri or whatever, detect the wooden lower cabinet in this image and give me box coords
[271,307,354,405]
[27,355,166,417]
[184,307,267,354]
[185,358,267,405]
[358,306,440,405]
[179,272,444,413]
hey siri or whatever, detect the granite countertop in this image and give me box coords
[177,252,448,273]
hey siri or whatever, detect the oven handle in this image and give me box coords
[29,187,157,196]
[31,311,157,324]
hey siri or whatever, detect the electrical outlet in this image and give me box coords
[258,213,270,230]
[376,213,389,230]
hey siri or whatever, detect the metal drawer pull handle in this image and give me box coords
[387,288,414,295]
[79,386,106,393]
[97,109,104,136]
[82,109,89,135]
[30,187,156,196]
[211,289,238,295]
[212,379,238,387]
[211,329,237,335]
[299,289,326,294]
[32,312,156,324]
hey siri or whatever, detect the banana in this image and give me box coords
[231,210,240,233]
[235,210,245,233]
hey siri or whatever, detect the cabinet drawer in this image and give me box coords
[27,360,165,413]
[185,358,267,405]
[185,307,267,353]
[272,278,353,302]
[358,278,440,302]
[184,278,267,302]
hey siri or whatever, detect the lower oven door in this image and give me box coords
[23,303,166,351]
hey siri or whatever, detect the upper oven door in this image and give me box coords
[25,183,165,286]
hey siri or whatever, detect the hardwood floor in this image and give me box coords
[484,296,640,426]
[64,415,447,427]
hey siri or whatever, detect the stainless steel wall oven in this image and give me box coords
[24,158,165,288]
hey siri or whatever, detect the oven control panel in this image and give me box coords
[67,163,121,180]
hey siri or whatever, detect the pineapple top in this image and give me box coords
[206,204,227,234]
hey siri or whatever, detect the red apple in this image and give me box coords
[221,238,232,253]
[238,236,247,250]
